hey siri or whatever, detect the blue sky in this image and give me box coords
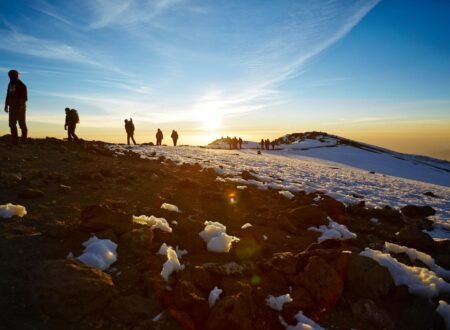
[0,0,449,157]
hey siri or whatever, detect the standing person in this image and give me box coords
[232,136,238,150]
[156,128,163,146]
[260,139,264,150]
[171,130,179,146]
[265,139,270,150]
[125,118,137,145]
[4,69,28,144]
[271,140,276,150]
[64,108,79,142]
[238,137,243,149]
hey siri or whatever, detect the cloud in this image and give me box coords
[88,0,185,29]
[31,0,73,25]
[0,28,99,66]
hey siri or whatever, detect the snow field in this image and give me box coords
[108,145,450,239]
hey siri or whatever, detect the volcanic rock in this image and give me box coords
[30,259,115,321]
[401,205,436,218]
[80,204,133,236]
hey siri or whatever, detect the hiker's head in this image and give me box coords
[124,119,128,123]
[65,107,70,113]
[8,70,19,81]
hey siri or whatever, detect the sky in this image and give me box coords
[0,0,449,160]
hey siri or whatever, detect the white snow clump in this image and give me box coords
[385,242,450,280]
[360,248,450,298]
[286,311,324,330]
[160,203,181,213]
[208,286,223,307]
[76,236,117,271]
[436,300,450,329]
[241,223,253,229]
[0,203,27,218]
[161,246,185,281]
[279,190,295,199]
[308,217,357,243]
[199,221,240,253]
[266,294,293,311]
[133,215,172,232]
[157,243,188,259]
[237,185,248,190]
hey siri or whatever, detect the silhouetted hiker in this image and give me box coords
[171,130,179,146]
[232,136,238,150]
[265,139,270,150]
[64,108,79,142]
[271,140,276,150]
[4,70,27,144]
[238,137,243,149]
[260,139,264,150]
[125,118,137,145]
[156,128,163,146]
[226,136,232,149]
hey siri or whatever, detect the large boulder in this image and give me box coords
[80,204,133,236]
[344,254,393,300]
[298,256,343,310]
[401,205,435,218]
[396,225,435,252]
[30,259,115,321]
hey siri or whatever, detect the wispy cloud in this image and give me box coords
[31,0,73,25]
[88,0,185,29]
[0,28,99,66]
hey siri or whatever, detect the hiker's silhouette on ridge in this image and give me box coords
[260,139,264,150]
[265,139,270,150]
[64,108,79,142]
[171,130,179,146]
[238,137,243,149]
[125,118,137,145]
[4,70,28,144]
[156,128,163,146]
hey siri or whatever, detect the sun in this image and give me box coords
[202,112,222,131]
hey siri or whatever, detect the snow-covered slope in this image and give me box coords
[209,132,450,187]
[108,144,450,239]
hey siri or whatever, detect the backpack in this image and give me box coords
[70,109,80,124]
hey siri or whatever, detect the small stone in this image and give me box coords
[18,188,44,199]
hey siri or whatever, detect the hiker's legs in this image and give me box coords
[127,134,130,145]
[131,134,137,145]
[16,107,27,142]
[8,111,18,144]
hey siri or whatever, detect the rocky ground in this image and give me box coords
[0,136,449,330]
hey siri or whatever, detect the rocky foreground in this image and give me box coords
[0,137,449,330]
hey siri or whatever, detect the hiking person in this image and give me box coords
[125,118,137,145]
[4,69,28,144]
[64,108,79,142]
[260,139,264,150]
[232,136,238,150]
[265,139,270,150]
[171,130,179,146]
[226,137,232,149]
[238,137,243,149]
[156,128,163,146]
[271,140,276,150]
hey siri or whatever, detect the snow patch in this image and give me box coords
[133,215,172,232]
[157,243,188,259]
[241,223,253,229]
[199,221,240,253]
[286,311,325,330]
[308,218,357,242]
[76,236,117,271]
[279,190,295,199]
[161,246,185,281]
[208,286,223,307]
[160,203,180,213]
[436,300,450,329]
[266,294,293,311]
[385,242,450,280]
[237,185,248,190]
[0,203,27,218]
[360,248,450,298]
